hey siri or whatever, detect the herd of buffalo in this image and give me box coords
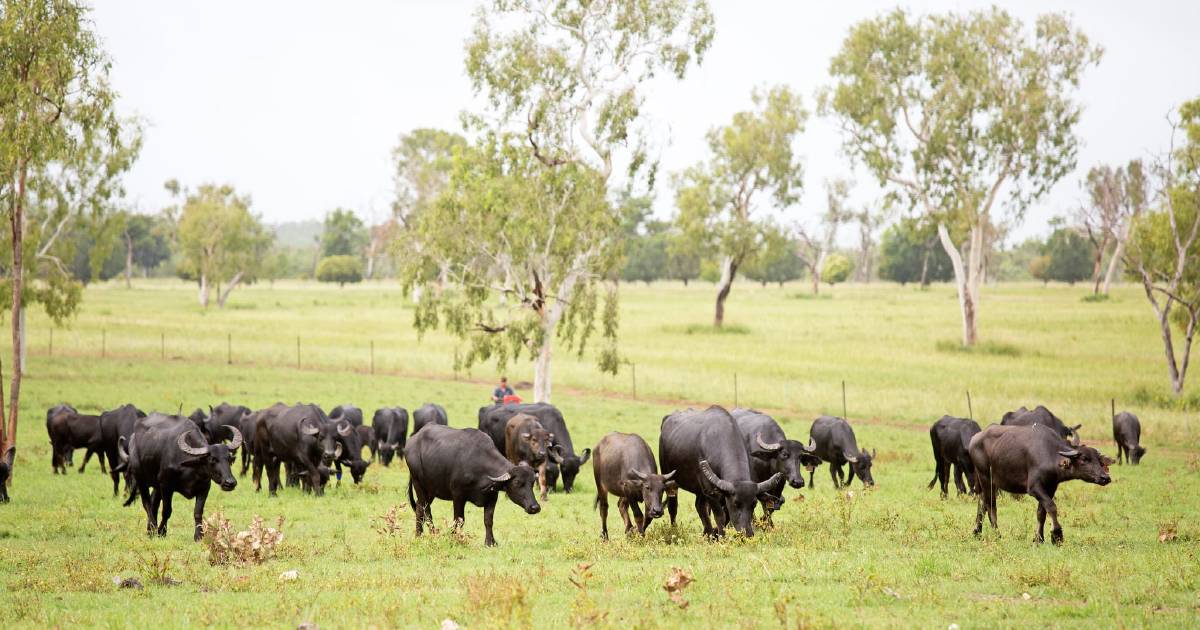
[37,398,1147,547]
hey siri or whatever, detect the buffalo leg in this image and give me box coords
[616,497,633,535]
[240,447,251,477]
[629,501,646,534]
[1030,485,1062,544]
[597,489,610,540]
[266,458,281,497]
[538,461,549,502]
[846,465,857,487]
[483,495,499,547]
[666,494,678,527]
[986,486,999,531]
[158,490,174,537]
[193,487,209,542]
[1116,444,1124,465]
[829,464,841,489]
[141,485,156,534]
[952,464,968,496]
[694,495,716,538]
[452,498,466,530]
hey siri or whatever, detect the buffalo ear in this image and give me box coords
[664,480,678,496]
[619,480,643,496]
[2,446,14,468]
[579,448,591,465]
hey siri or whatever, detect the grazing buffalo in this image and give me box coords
[504,413,561,501]
[659,406,783,538]
[100,404,146,497]
[412,403,448,436]
[969,423,1112,544]
[356,425,376,460]
[478,402,589,492]
[592,432,675,538]
[1113,411,1146,465]
[405,424,541,547]
[46,404,106,474]
[808,416,875,488]
[927,415,982,497]
[372,407,409,466]
[326,415,370,484]
[199,403,252,443]
[0,446,14,503]
[731,408,817,523]
[120,413,241,540]
[1001,405,1081,442]
[330,405,365,427]
[253,403,340,496]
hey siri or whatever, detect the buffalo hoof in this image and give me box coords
[1051,530,1064,545]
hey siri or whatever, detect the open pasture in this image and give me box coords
[1,281,1197,627]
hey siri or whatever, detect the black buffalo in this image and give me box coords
[326,414,370,484]
[808,416,875,488]
[478,402,589,492]
[0,446,14,503]
[731,408,817,523]
[592,432,675,538]
[412,403,448,436]
[659,406,783,538]
[99,404,146,497]
[969,423,1112,544]
[405,424,541,547]
[330,404,365,427]
[1001,405,1081,442]
[46,404,105,474]
[199,403,252,443]
[1112,411,1146,465]
[927,415,982,497]
[119,413,241,540]
[253,403,340,496]
[356,425,376,461]
[371,407,409,466]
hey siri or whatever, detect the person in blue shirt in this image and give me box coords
[492,376,515,404]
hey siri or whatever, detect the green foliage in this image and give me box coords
[877,218,952,285]
[316,255,364,286]
[821,253,852,285]
[621,225,668,285]
[935,339,1023,357]
[320,208,367,259]
[741,227,803,286]
[177,184,272,304]
[1029,255,1051,285]
[1044,227,1092,285]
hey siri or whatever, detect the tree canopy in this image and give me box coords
[320,208,367,259]
[177,184,271,308]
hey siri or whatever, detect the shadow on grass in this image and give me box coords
[935,339,1023,357]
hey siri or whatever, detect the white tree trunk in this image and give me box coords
[217,271,245,308]
[1103,223,1132,295]
[199,274,210,308]
[713,255,737,327]
[533,333,553,403]
[812,250,827,295]
[938,223,981,346]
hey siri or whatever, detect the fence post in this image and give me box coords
[227,333,232,365]
[966,389,974,421]
[370,340,375,375]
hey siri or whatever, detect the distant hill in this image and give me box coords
[272,220,322,249]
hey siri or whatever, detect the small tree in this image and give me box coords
[177,184,272,308]
[742,226,803,287]
[1045,227,1092,285]
[1029,255,1052,286]
[822,253,852,286]
[675,85,808,325]
[1123,99,1200,395]
[1078,161,1148,295]
[316,255,364,287]
[878,217,953,286]
[320,208,367,259]
[795,178,850,294]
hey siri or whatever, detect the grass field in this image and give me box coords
[1,280,1197,628]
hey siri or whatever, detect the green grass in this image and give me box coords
[1,279,1198,627]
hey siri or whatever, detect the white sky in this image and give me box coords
[91,1,1200,244]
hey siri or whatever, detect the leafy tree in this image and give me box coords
[852,202,890,282]
[316,255,364,287]
[389,129,468,282]
[1078,160,1148,295]
[404,0,715,403]
[821,8,1101,346]
[117,212,170,286]
[177,184,272,308]
[0,0,141,459]
[821,253,852,286]
[1029,254,1051,285]
[1045,227,1092,285]
[320,208,367,259]
[621,221,669,285]
[665,233,702,286]
[675,85,807,326]
[877,217,953,286]
[1124,98,1200,395]
[741,226,803,287]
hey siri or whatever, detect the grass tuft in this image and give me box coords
[934,339,1023,357]
[1081,293,1111,303]
[1130,384,1200,411]
[663,323,751,335]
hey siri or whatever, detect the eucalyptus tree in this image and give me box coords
[795,178,850,295]
[674,85,807,325]
[0,0,140,460]
[177,184,272,308]
[821,8,1102,345]
[1079,160,1147,295]
[403,0,715,402]
[1123,98,1200,396]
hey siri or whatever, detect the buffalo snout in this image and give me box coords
[221,478,237,492]
[525,503,541,515]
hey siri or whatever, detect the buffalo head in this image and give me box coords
[624,468,677,520]
[1057,445,1113,486]
[750,433,815,489]
[177,425,241,492]
[489,462,541,515]
[699,459,783,537]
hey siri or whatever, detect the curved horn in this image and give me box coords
[300,419,320,436]
[1058,449,1080,458]
[117,436,130,462]
[698,460,735,494]
[337,421,352,437]
[333,442,343,460]
[755,433,782,452]
[756,472,784,494]
[550,445,564,464]
[176,432,208,457]
[844,453,859,463]
[487,471,512,483]
[662,469,677,481]
[629,468,649,481]
[225,425,243,451]
[803,439,817,453]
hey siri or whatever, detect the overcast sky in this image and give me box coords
[91,1,1200,244]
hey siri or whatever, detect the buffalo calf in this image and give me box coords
[808,416,875,488]
[1112,411,1146,465]
[927,416,982,497]
[504,413,561,501]
[593,432,676,539]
